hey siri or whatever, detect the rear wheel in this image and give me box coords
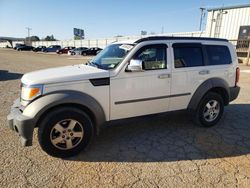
[193,92,224,127]
[38,107,94,158]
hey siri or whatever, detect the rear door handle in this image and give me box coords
[158,74,171,79]
[199,70,210,75]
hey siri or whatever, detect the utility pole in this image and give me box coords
[161,26,164,34]
[25,27,32,45]
[199,8,206,31]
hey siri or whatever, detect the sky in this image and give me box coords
[0,0,250,40]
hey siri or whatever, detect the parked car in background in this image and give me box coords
[81,47,102,56]
[43,45,61,53]
[69,47,88,55]
[56,46,75,54]
[16,45,34,51]
[33,46,46,52]
[14,43,25,50]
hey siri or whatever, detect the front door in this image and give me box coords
[110,43,171,120]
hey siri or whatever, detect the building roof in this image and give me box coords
[207,3,250,11]
[0,36,24,41]
[135,36,228,43]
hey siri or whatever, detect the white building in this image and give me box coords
[205,4,250,39]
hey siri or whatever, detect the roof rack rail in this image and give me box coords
[135,36,228,43]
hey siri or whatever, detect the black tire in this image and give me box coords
[38,107,94,158]
[82,52,87,56]
[193,92,224,127]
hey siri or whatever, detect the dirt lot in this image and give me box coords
[0,48,250,188]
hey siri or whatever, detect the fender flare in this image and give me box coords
[22,90,106,134]
[187,78,230,111]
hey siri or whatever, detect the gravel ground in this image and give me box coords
[0,48,250,188]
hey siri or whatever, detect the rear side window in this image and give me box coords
[205,45,232,65]
[174,45,203,68]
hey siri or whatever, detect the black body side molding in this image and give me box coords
[188,78,230,111]
[90,77,110,86]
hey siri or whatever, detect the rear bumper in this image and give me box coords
[7,99,35,146]
[229,86,240,102]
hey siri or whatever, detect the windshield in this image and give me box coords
[88,43,134,70]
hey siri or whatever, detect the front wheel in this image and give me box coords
[38,107,94,158]
[193,92,224,127]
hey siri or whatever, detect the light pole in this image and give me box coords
[25,27,32,44]
[199,8,206,31]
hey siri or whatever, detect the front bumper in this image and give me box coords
[229,86,240,102]
[7,99,35,146]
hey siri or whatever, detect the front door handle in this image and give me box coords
[158,74,171,79]
[199,70,210,75]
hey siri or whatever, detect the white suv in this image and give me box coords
[8,36,240,158]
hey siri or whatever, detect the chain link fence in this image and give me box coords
[31,31,205,49]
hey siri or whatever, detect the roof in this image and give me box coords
[207,3,250,11]
[0,36,24,41]
[135,36,228,43]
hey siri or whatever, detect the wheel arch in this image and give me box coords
[188,78,230,111]
[36,103,97,133]
[23,90,106,135]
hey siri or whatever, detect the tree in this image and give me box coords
[141,31,147,35]
[43,35,57,41]
[25,36,40,42]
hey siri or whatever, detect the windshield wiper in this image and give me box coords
[86,60,91,66]
[87,61,103,69]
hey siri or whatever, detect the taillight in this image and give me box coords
[235,67,240,86]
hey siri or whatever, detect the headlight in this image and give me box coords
[21,84,43,103]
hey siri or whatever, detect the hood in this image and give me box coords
[21,64,109,85]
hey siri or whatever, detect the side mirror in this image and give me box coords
[126,59,144,72]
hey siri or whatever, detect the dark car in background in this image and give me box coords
[14,43,25,50]
[33,46,46,52]
[43,45,61,53]
[81,47,102,56]
[16,45,34,51]
[56,46,75,54]
[69,47,88,55]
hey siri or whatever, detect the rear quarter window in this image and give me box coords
[205,45,232,65]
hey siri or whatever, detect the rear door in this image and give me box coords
[170,42,210,110]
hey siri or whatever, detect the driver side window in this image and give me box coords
[133,44,167,70]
